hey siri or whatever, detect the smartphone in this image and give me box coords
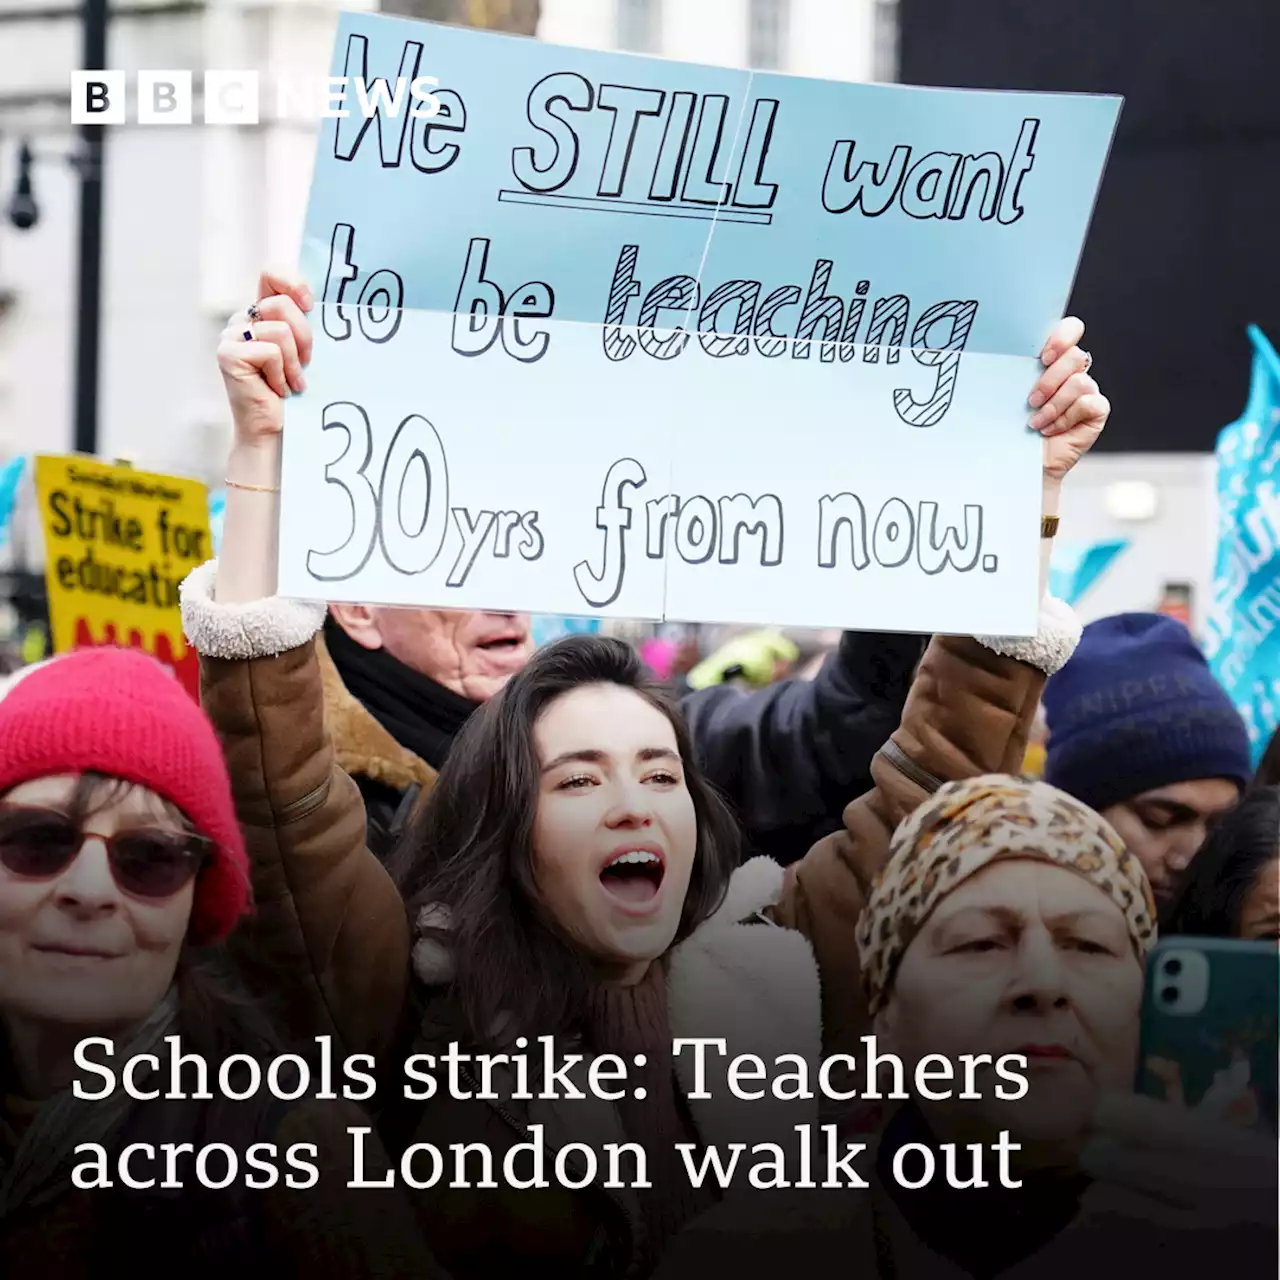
[1136,937,1279,1132]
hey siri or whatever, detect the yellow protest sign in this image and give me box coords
[34,455,210,698]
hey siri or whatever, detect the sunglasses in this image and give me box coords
[0,804,213,900]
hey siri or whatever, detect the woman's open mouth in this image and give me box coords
[599,848,666,911]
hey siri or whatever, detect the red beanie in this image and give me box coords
[0,646,249,945]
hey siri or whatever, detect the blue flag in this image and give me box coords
[0,455,25,551]
[1204,325,1280,765]
[531,616,602,648]
[1047,538,1130,608]
[208,487,226,556]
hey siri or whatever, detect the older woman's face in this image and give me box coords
[532,683,697,981]
[879,859,1143,1153]
[0,775,195,1035]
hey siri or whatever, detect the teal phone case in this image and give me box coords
[1137,937,1279,1132]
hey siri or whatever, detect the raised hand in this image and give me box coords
[216,272,314,450]
[213,272,314,603]
[1029,317,1109,482]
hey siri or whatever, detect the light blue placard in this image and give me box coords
[279,13,1120,635]
[1204,325,1280,765]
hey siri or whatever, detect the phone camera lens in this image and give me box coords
[1161,985,1180,1004]
[1164,958,1183,976]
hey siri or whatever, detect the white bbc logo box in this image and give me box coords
[70,72,442,125]
[71,72,261,124]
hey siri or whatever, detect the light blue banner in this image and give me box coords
[279,13,1120,636]
[1205,325,1280,765]
[531,615,602,648]
[0,455,24,551]
[208,487,226,555]
[1048,538,1130,608]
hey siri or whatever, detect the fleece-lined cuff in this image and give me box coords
[974,595,1081,676]
[179,559,326,660]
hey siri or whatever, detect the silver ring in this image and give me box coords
[1081,349,1093,374]
[246,302,263,323]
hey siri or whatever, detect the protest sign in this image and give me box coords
[1204,325,1280,763]
[34,456,211,698]
[278,13,1120,634]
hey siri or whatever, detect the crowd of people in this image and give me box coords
[0,272,1274,1278]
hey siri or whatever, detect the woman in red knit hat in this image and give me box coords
[0,647,442,1275]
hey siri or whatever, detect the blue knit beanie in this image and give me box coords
[1043,613,1252,813]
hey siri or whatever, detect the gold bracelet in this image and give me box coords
[1041,514,1060,539]
[225,478,280,493]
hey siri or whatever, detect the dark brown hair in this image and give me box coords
[389,634,742,1047]
[1162,785,1280,937]
[1255,727,1280,788]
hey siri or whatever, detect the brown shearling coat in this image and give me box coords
[316,634,438,801]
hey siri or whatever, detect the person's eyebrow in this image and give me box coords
[1045,908,1125,930]
[541,749,608,774]
[540,746,679,774]
[934,905,1023,932]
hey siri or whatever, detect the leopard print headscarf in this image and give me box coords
[856,774,1157,1016]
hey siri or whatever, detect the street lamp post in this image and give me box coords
[74,0,108,457]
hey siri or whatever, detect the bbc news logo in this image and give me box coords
[70,71,443,125]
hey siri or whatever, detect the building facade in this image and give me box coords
[540,0,890,79]
[0,0,361,494]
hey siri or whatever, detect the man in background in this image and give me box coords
[1043,612,1253,908]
